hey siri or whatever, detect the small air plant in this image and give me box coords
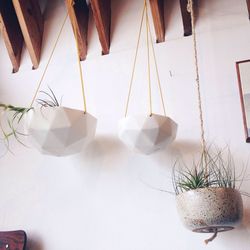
[36,87,61,108]
[0,87,60,151]
[172,147,246,195]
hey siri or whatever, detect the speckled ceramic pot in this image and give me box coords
[176,188,243,233]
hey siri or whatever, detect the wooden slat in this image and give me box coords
[179,0,192,36]
[247,0,250,19]
[149,0,165,43]
[13,0,44,69]
[0,1,23,73]
[0,231,26,250]
[90,0,111,55]
[66,0,89,61]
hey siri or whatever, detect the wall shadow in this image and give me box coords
[26,235,44,250]
[78,135,126,170]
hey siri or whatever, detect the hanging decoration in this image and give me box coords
[173,0,243,244]
[118,0,177,155]
[25,2,97,157]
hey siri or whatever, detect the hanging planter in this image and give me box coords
[24,6,97,156]
[173,0,245,244]
[0,6,97,157]
[119,114,177,154]
[26,106,96,156]
[176,188,243,233]
[173,149,244,244]
[119,0,178,154]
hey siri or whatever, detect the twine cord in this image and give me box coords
[145,0,152,116]
[69,0,87,113]
[124,0,167,117]
[124,1,146,117]
[188,0,206,152]
[30,14,68,108]
[30,1,88,113]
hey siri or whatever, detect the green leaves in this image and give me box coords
[0,87,60,152]
[172,148,240,195]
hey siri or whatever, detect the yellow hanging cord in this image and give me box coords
[188,0,208,171]
[146,7,166,117]
[69,0,87,113]
[145,0,153,116]
[124,1,146,117]
[30,14,68,108]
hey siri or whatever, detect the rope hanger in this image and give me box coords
[124,0,166,117]
[30,0,87,113]
[188,0,206,154]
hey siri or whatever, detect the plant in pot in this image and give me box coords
[0,8,97,157]
[173,0,245,243]
[118,0,177,154]
[173,148,244,244]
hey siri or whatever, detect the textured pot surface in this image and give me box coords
[176,188,243,231]
[26,107,97,156]
[118,114,177,154]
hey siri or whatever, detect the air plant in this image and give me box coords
[0,87,60,150]
[172,147,247,195]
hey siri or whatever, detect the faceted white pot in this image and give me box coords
[176,188,243,233]
[118,114,177,154]
[26,107,97,156]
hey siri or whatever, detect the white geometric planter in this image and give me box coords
[25,106,97,156]
[118,114,177,154]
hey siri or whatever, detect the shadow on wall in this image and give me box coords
[78,135,127,168]
[26,235,44,250]
[152,140,201,170]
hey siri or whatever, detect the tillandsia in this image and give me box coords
[172,147,247,195]
[0,87,60,150]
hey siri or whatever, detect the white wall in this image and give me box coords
[0,0,250,249]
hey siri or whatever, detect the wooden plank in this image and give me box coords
[66,0,89,61]
[247,0,250,19]
[90,0,111,55]
[0,230,27,250]
[149,0,165,43]
[13,0,44,69]
[179,0,192,36]
[0,1,23,73]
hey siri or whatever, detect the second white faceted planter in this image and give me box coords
[118,114,177,154]
[26,106,97,156]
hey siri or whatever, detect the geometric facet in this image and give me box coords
[25,107,97,156]
[118,113,178,154]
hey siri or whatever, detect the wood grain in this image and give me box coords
[149,0,165,43]
[13,0,44,69]
[236,60,250,143]
[179,0,192,36]
[0,231,26,250]
[90,0,111,55]
[66,0,89,61]
[0,1,23,73]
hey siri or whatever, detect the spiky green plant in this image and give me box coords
[0,87,60,150]
[172,148,242,195]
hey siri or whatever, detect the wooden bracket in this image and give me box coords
[247,0,250,19]
[179,0,192,36]
[13,0,44,69]
[66,0,89,61]
[0,1,24,73]
[90,0,111,55]
[149,0,165,43]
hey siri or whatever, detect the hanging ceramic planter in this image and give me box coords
[173,0,245,244]
[119,0,177,154]
[176,188,243,233]
[25,106,97,156]
[19,6,96,157]
[119,114,177,154]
